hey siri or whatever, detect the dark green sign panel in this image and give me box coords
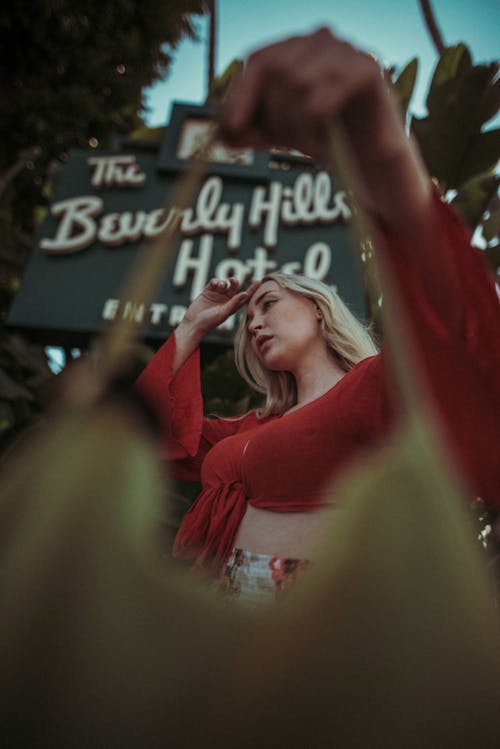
[8,103,365,346]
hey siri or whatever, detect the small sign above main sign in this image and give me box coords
[8,103,365,346]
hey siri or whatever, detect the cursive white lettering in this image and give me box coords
[172,235,213,300]
[98,210,148,245]
[41,196,102,253]
[87,155,146,188]
[303,242,332,280]
[248,182,282,249]
[181,177,244,250]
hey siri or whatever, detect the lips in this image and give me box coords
[256,334,273,352]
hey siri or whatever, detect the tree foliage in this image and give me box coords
[0,0,207,319]
[0,1,208,446]
[393,44,500,272]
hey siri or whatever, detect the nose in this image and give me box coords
[247,314,263,336]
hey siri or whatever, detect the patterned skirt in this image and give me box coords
[216,548,311,608]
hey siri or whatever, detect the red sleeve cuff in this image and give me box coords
[135,332,203,459]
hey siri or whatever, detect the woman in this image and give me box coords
[136,28,500,604]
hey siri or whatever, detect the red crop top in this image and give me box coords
[136,191,500,571]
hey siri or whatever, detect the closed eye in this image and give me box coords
[263,299,277,311]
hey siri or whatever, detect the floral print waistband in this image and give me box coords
[216,548,311,607]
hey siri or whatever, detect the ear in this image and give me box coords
[314,304,323,321]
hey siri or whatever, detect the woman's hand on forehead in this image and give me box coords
[242,280,261,306]
[178,277,260,339]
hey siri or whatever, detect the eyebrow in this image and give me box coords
[246,290,276,322]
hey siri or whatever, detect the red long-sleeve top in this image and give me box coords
[136,191,500,572]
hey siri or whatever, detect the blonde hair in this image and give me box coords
[235,272,378,418]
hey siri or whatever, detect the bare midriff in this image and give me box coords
[233,504,336,560]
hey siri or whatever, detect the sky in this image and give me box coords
[144,0,500,127]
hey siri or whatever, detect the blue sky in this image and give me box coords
[144,0,500,127]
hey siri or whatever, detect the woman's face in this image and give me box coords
[245,280,323,371]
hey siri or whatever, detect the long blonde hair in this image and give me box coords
[234,272,379,417]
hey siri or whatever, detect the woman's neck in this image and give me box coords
[290,348,346,410]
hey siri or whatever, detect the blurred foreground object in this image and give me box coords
[0,379,499,747]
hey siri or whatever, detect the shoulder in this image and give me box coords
[349,353,382,378]
[206,409,266,433]
[233,410,271,429]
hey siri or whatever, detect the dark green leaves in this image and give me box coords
[399,42,500,274]
[411,43,499,191]
[450,172,500,228]
[393,57,419,118]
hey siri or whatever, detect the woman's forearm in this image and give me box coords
[172,319,205,375]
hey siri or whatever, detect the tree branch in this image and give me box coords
[418,0,446,55]
[207,0,217,95]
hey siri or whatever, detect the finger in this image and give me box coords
[281,39,355,154]
[247,40,328,144]
[305,48,380,125]
[220,127,276,152]
[222,57,266,135]
[244,281,261,299]
[222,34,305,136]
[221,28,384,160]
[225,290,255,315]
[227,277,240,293]
[208,278,232,294]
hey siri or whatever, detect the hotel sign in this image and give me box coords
[8,103,365,345]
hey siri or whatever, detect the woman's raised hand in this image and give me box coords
[220,27,430,230]
[221,27,392,164]
[172,278,258,372]
[182,277,258,336]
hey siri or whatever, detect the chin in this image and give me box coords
[260,353,290,372]
[257,342,292,371]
